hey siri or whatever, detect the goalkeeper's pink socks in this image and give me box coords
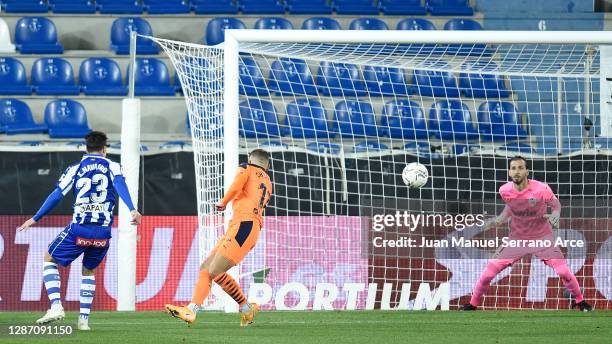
[470,258,585,307]
[470,259,511,307]
[548,259,584,303]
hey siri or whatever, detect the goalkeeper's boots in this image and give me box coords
[36,304,65,324]
[165,304,196,324]
[240,303,260,328]
[572,300,593,312]
[459,303,478,311]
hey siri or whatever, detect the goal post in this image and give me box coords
[148,30,612,312]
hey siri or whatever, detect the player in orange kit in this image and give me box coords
[165,149,272,327]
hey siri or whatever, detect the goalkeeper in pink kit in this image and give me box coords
[461,157,592,311]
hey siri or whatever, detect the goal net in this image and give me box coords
[148,31,612,311]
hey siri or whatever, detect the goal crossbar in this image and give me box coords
[225,30,612,45]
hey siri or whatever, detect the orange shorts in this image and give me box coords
[211,219,261,265]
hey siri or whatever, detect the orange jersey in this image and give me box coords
[220,163,272,226]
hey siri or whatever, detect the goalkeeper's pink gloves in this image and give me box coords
[545,212,560,228]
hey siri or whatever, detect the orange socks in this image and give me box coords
[214,272,247,307]
[191,270,212,306]
[191,270,247,308]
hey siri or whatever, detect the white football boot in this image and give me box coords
[78,317,91,331]
[36,304,65,324]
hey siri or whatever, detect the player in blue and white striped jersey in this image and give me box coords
[17,131,142,331]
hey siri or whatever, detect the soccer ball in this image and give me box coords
[402,162,429,188]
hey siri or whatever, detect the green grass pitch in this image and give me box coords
[0,310,610,344]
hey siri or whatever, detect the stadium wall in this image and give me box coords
[476,0,595,13]
[483,12,604,30]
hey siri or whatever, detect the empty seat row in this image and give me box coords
[0,98,91,138]
[0,55,509,98]
[206,17,482,45]
[1,0,473,16]
[240,58,508,98]
[1,16,483,54]
[4,17,158,54]
[236,98,528,142]
[0,57,176,96]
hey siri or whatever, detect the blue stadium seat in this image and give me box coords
[239,57,269,96]
[301,17,341,30]
[268,58,318,96]
[0,58,32,95]
[477,101,527,142]
[50,0,96,13]
[254,17,294,30]
[97,0,144,14]
[444,19,487,56]
[110,17,160,55]
[349,18,389,30]
[444,18,482,30]
[286,0,332,14]
[396,19,437,54]
[0,99,47,135]
[284,99,333,138]
[15,17,64,54]
[240,0,285,14]
[380,0,426,15]
[412,61,459,97]
[205,18,246,45]
[191,0,238,14]
[428,100,479,141]
[145,0,190,14]
[380,100,428,139]
[427,0,473,15]
[363,66,410,96]
[459,61,509,98]
[317,62,367,97]
[31,58,80,95]
[44,99,91,138]
[79,58,128,96]
[130,58,175,96]
[239,99,282,138]
[334,0,379,14]
[396,18,436,30]
[353,141,389,153]
[332,100,378,138]
[4,0,49,13]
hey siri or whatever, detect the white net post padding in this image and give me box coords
[149,30,612,311]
